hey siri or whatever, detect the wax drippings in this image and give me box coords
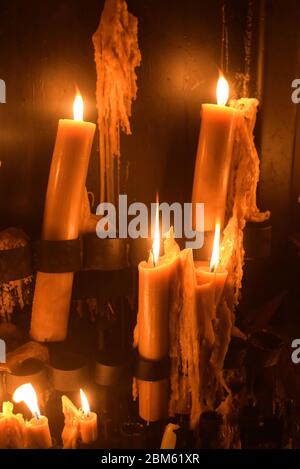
[168,244,231,429]
[133,99,268,435]
[0,228,33,322]
[0,402,26,449]
[93,0,141,205]
[221,98,270,305]
[61,395,82,449]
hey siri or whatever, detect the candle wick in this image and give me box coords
[81,408,90,418]
[151,249,157,267]
[211,261,219,274]
[34,411,40,421]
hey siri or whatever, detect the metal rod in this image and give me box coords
[256,0,266,102]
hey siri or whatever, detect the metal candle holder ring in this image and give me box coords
[83,234,128,271]
[34,239,82,273]
[73,268,132,300]
[49,351,89,393]
[129,238,153,267]
[6,358,48,396]
[94,358,128,387]
[134,354,170,382]
[244,220,272,260]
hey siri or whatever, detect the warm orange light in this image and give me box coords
[13,383,41,419]
[80,389,90,417]
[210,222,221,272]
[152,195,160,266]
[73,93,84,121]
[216,75,229,106]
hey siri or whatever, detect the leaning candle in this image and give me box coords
[61,389,98,448]
[30,93,96,342]
[137,203,179,422]
[13,383,52,449]
[192,75,239,233]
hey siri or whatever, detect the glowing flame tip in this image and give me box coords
[80,389,91,417]
[152,195,160,266]
[13,383,41,419]
[73,93,84,121]
[216,75,229,106]
[210,222,221,272]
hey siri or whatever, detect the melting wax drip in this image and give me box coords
[93,0,141,205]
[221,98,270,306]
[0,228,33,322]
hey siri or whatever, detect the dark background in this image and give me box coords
[0,0,299,257]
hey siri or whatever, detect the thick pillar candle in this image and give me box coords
[13,383,52,449]
[30,94,96,342]
[192,76,239,232]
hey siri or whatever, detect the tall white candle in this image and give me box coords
[30,94,96,342]
[192,76,239,232]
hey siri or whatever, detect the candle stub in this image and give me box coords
[61,390,98,448]
[12,383,52,449]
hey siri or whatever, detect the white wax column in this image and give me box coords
[30,116,96,342]
[192,104,239,232]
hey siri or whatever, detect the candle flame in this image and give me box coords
[216,75,229,106]
[210,222,221,272]
[13,383,41,419]
[152,195,160,266]
[80,389,90,417]
[73,93,84,121]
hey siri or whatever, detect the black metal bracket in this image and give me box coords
[34,239,82,273]
[134,353,170,382]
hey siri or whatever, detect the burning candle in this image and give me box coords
[192,223,228,416]
[195,222,228,305]
[13,383,52,449]
[192,75,239,233]
[61,389,98,448]
[137,199,179,422]
[30,93,96,342]
[79,389,98,445]
[0,401,26,449]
